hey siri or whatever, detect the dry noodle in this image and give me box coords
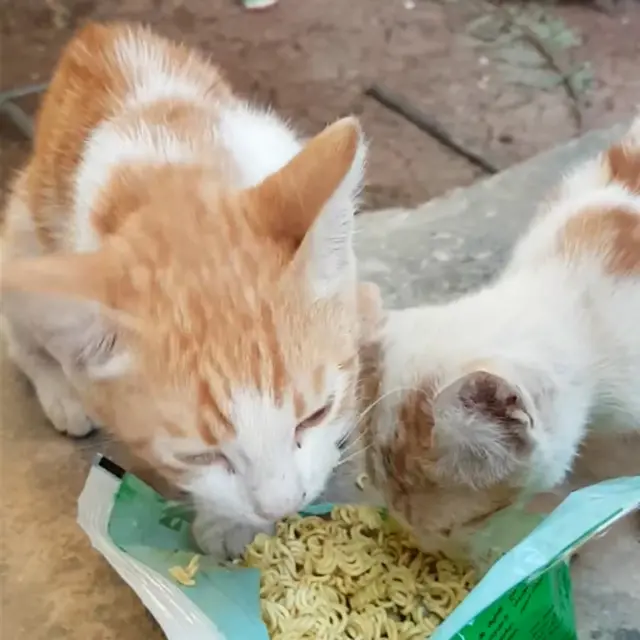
[355,473,369,491]
[169,554,200,586]
[239,506,476,640]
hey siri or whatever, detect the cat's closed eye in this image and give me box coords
[176,451,235,473]
[295,398,335,447]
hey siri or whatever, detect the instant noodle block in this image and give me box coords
[78,456,640,640]
[237,505,476,639]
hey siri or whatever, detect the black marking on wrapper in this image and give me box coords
[96,455,126,479]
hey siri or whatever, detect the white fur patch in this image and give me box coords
[115,31,210,108]
[85,350,132,380]
[183,375,351,539]
[217,105,302,188]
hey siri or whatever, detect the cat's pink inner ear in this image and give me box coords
[245,117,364,245]
[432,370,533,486]
[455,370,532,442]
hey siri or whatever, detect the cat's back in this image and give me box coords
[509,119,640,285]
[511,119,640,417]
[11,22,231,251]
[33,21,229,169]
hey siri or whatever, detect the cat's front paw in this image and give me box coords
[192,514,275,560]
[192,517,225,559]
[35,374,95,437]
[223,522,276,559]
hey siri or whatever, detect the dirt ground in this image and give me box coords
[0,0,639,210]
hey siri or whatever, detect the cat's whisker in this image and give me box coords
[350,384,436,436]
[335,443,373,469]
[337,384,441,470]
[336,386,426,460]
[337,426,366,453]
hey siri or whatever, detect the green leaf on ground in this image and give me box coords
[500,64,563,90]
[466,14,506,42]
[497,43,545,68]
[568,63,594,94]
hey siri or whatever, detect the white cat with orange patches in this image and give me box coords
[364,118,640,551]
[0,22,380,557]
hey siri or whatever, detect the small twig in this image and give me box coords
[484,0,584,131]
[365,84,499,175]
[0,83,49,104]
[0,84,48,141]
[0,101,35,139]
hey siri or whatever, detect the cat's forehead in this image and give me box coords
[137,293,353,435]
[148,290,347,373]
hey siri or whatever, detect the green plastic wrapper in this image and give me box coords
[77,456,640,640]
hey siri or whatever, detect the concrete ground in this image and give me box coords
[1,0,640,209]
[2,125,640,639]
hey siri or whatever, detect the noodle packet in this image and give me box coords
[78,455,640,640]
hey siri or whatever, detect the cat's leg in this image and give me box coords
[192,510,275,559]
[3,321,94,437]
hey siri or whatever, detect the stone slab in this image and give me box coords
[355,123,628,307]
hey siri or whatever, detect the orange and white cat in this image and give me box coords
[364,117,640,550]
[0,22,378,557]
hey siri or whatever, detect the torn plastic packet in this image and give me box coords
[78,455,640,640]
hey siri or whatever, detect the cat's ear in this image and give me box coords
[1,250,133,379]
[432,370,535,488]
[247,117,366,300]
